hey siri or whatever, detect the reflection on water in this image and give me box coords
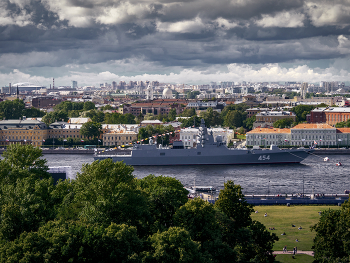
[43,154,350,195]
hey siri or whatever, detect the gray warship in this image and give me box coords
[94,119,314,166]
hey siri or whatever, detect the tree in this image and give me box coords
[223,110,242,128]
[23,107,46,118]
[86,109,105,123]
[214,180,277,262]
[181,108,196,117]
[80,121,102,139]
[83,101,96,111]
[179,116,201,128]
[0,221,143,262]
[200,108,222,127]
[145,227,203,263]
[0,99,25,120]
[312,201,350,262]
[0,145,69,241]
[243,115,256,130]
[214,180,253,229]
[0,144,50,184]
[273,118,294,128]
[138,175,188,232]
[174,198,235,263]
[42,110,69,125]
[292,105,315,123]
[168,108,177,121]
[65,159,151,235]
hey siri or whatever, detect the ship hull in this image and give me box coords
[94,148,313,166]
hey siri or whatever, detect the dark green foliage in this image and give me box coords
[200,107,222,127]
[336,119,350,128]
[292,105,315,123]
[80,121,102,139]
[179,116,201,128]
[186,91,200,99]
[86,109,105,123]
[42,110,69,125]
[243,115,256,131]
[214,180,253,229]
[0,99,45,120]
[104,112,136,124]
[181,108,196,117]
[138,175,188,232]
[273,118,295,128]
[138,125,175,145]
[312,201,350,262]
[0,145,279,262]
[145,227,203,263]
[0,221,143,263]
[0,144,50,183]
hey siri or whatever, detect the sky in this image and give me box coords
[1,0,350,87]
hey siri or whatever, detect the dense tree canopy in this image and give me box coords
[0,145,279,262]
[292,105,315,123]
[0,99,45,120]
[138,125,175,145]
[273,118,295,128]
[80,121,102,139]
[312,201,350,262]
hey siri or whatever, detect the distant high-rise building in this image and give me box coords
[112,81,117,89]
[72,80,78,89]
[301,82,308,99]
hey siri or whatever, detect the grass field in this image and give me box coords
[275,254,314,263]
[251,205,341,252]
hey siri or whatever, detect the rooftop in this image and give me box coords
[247,128,291,134]
[292,123,334,129]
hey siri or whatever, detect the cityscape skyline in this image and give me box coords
[1,0,350,87]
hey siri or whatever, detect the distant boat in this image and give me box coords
[324,157,329,162]
[336,162,342,166]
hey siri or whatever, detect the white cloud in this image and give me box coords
[255,11,305,28]
[337,35,350,54]
[2,60,350,88]
[96,2,152,25]
[215,17,240,30]
[306,2,350,27]
[157,17,207,33]
[0,2,32,27]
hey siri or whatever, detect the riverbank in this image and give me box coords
[0,148,96,154]
[313,148,350,155]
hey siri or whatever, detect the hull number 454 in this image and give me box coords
[258,155,270,161]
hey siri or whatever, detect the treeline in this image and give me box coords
[0,99,319,132]
[0,144,278,262]
[0,99,45,120]
[42,101,137,125]
[138,125,175,145]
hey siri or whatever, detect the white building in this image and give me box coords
[246,123,341,147]
[180,127,233,147]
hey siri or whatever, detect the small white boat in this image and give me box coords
[324,157,329,162]
[336,162,342,166]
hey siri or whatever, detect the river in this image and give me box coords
[42,153,350,195]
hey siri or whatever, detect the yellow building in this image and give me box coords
[0,119,48,147]
[103,130,138,147]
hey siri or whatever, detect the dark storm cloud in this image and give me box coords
[0,0,350,81]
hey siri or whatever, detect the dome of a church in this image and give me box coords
[162,87,173,99]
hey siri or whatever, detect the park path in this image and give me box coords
[273,250,314,256]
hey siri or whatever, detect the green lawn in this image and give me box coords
[251,205,341,252]
[275,254,314,263]
[236,134,246,140]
